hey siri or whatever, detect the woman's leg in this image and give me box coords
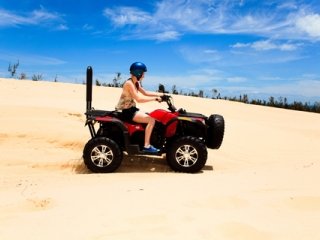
[132,111,155,147]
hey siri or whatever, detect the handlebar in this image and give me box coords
[160,94,171,102]
[160,94,176,112]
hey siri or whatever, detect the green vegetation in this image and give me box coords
[8,60,19,78]
[168,87,320,114]
[99,75,320,114]
[5,63,319,114]
[7,60,53,82]
[95,72,123,87]
[32,74,43,81]
[222,94,320,114]
[89,73,320,114]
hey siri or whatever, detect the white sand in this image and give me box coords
[1,78,320,240]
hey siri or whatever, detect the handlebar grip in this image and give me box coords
[160,94,170,102]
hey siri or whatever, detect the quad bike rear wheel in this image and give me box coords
[167,136,207,173]
[83,137,123,173]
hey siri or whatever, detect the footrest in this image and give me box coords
[126,145,162,156]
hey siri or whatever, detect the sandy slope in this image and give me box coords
[0,78,320,240]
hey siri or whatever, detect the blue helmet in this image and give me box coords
[130,62,147,79]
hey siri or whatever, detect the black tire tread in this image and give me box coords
[167,136,207,173]
[207,114,225,149]
[83,137,123,173]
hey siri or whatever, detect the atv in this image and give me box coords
[83,66,225,173]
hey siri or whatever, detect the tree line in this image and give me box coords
[6,61,319,114]
[7,60,53,81]
[96,75,320,114]
[220,94,320,113]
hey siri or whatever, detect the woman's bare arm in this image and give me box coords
[126,81,159,103]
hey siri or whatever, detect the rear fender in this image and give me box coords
[96,117,129,149]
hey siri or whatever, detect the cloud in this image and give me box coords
[179,47,221,63]
[102,0,320,42]
[146,68,320,100]
[152,31,181,41]
[0,7,66,29]
[103,7,152,26]
[0,9,28,26]
[179,39,303,68]
[31,8,60,22]
[145,67,225,90]
[103,6,180,41]
[226,76,248,83]
[150,72,320,100]
[277,2,298,10]
[0,50,66,65]
[232,40,299,51]
[295,13,320,38]
[56,24,68,31]
[82,24,94,31]
[262,79,320,98]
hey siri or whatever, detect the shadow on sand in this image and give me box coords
[73,155,213,174]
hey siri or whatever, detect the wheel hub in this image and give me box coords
[98,153,107,160]
[183,152,191,159]
[175,145,198,167]
[91,145,113,167]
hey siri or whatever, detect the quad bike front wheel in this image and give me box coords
[83,137,123,173]
[167,136,207,173]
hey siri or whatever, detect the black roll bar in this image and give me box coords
[86,66,93,111]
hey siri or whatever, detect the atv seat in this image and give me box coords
[86,109,141,125]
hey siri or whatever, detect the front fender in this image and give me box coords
[149,109,178,123]
[149,109,178,137]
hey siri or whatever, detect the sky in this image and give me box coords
[1,0,320,102]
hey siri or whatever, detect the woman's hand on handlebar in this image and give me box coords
[160,94,170,102]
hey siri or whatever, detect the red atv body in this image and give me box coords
[83,67,224,173]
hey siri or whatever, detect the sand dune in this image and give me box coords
[0,78,320,240]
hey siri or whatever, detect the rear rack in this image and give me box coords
[86,109,111,117]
